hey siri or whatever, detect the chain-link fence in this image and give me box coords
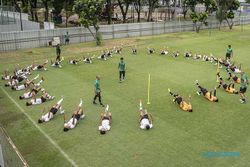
[0,125,28,167]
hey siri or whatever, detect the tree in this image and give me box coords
[187,0,217,33]
[146,0,158,22]
[74,0,104,45]
[216,0,240,30]
[106,0,112,24]
[51,0,64,24]
[134,0,143,22]
[182,0,190,20]
[41,0,51,22]
[29,0,38,22]
[64,0,75,27]
[117,0,132,23]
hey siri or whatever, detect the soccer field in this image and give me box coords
[0,25,250,167]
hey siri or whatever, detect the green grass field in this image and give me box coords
[0,25,250,167]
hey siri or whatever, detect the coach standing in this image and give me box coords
[239,71,249,104]
[225,45,233,60]
[93,75,105,107]
[56,44,61,61]
[118,57,126,82]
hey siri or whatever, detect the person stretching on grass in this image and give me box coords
[12,76,44,91]
[26,91,54,106]
[168,89,193,112]
[139,100,153,129]
[31,60,48,71]
[19,87,43,100]
[93,75,105,107]
[239,71,249,104]
[217,77,239,94]
[64,99,85,132]
[118,57,126,82]
[148,47,155,54]
[226,69,240,84]
[38,96,64,123]
[99,105,112,135]
[195,80,218,102]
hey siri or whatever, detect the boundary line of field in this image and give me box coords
[0,87,78,167]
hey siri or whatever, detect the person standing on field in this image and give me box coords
[225,45,233,60]
[93,75,105,107]
[56,44,61,61]
[118,57,126,82]
[65,31,70,45]
[239,71,249,104]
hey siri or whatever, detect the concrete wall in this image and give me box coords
[0,17,250,52]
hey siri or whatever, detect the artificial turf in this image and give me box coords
[0,25,250,167]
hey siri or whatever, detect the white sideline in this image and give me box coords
[0,87,78,167]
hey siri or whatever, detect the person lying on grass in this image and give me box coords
[147,47,155,54]
[228,64,241,73]
[9,74,39,89]
[26,91,54,106]
[113,46,122,54]
[139,100,153,129]
[184,51,192,58]
[195,80,218,102]
[172,51,180,58]
[69,58,81,65]
[83,56,93,64]
[38,96,64,123]
[31,60,48,71]
[168,89,193,112]
[160,48,169,55]
[4,73,27,87]
[226,69,240,84]
[12,76,44,91]
[193,54,202,60]
[217,77,239,94]
[98,50,112,61]
[51,58,63,68]
[19,86,43,100]
[98,105,112,135]
[131,45,137,54]
[63,99,85,132]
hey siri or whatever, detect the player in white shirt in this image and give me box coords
[63,99,85,132]
[139,100,153,130]
[32,60,48,71]
[26,91,54,106]
[99,105,112,135]
[38,97,64,123]
[12,76,44,91]
[19,87,43,99]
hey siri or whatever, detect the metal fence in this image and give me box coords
[0,125,29,167]
[0,16,250,52]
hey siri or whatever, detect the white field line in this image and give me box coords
[0,87,78,167]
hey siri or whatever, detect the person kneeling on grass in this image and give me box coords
[217,76,238,94]
[99,105,112,135]
[64,99,85,132]
[26,91,54,106]
[38,96,64,123]
[139,100,153,130]
[195,80,218,102]
[168,89,193,112]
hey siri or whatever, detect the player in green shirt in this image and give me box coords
[93,75,104,107]
[226,45,233,60]
[65,32,70,45]
[118,57,126,82]
[239,71,249,104]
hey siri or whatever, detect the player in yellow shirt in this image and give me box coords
[168,88,193,112]
[195,80,218,102]
[217,77,238,94]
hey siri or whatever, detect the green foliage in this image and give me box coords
[74,0,104,45]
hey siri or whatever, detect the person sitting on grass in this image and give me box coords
[31,60,48,71]
[98,51,108,61]
[217,75,239,94]
[226,69,240,84]
[147,47,155,54]
[168,89,193,112]
[51,59,63,68]
[228,64,241,73]
[98,105,112,135]
[19,86,43,100]
[26,91,54,106]
[69,58,81,65]
[193,54,202,60]
[139,100,153,129]
[12,76,44,91]
[38,96,64,123]
[63,99,85,132]
[114,46,122,54]
[195,80,218,102]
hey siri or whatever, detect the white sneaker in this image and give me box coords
[80,114,85,119]
[60,110,65,114]
[197,91,201,96]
